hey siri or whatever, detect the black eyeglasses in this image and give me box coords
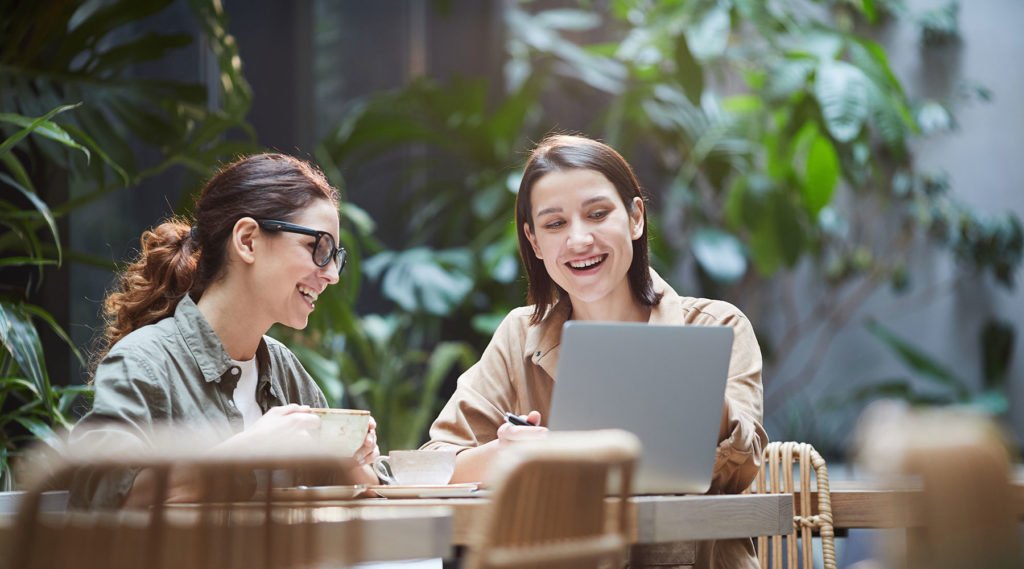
[256,219,348,275]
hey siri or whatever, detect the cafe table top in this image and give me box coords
[806,476,1024,529]
[0,504,454,565]
[291,492,795,545]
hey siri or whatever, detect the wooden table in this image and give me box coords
[806,478,1024,528]
[0,504,454,566]
[311,492,794,545]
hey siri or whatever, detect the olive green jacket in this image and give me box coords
[70,295,327,508]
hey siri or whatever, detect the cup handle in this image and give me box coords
[372,455,397,485]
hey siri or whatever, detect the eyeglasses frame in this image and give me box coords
[255,219,348,274]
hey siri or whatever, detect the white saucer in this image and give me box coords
[271,484,368,501]
[369,483,478,499]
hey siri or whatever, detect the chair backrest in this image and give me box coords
[750,441,836,569]
[855,404,1021,569]
[464,429,641,569]
[7,444,361,569]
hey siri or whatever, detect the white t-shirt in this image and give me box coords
[230,357,262,429]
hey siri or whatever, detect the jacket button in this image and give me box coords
[230,366,240,375]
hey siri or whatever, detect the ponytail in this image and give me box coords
[95,218,199,364]
[92,153,338,368]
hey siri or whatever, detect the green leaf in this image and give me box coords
[803,134,840,216]
[89,32,193,73]
[916,100,953,134]
[691,228,747,284]
[533,9,602,31]
[814,61,870,142]
[60,123,131,185]
[291,345,345,407]
[0,257,59,268]
[14,417,62,450]
[0,173,61,265]
[0,111,90,162]
[368,248,474,316]
[687,5,731,62]
[980,320,1014,389]
[401,342,476,450]
[865,319,969,398]
[0,302,52,414]
[0,103,83,157]
[964,390,1008,415]
[675,35,704,104]
[21,304,86,368]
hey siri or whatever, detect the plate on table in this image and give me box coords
[271,484,368,501]
[368,483,479,499]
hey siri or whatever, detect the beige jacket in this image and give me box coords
[424,271,767,569]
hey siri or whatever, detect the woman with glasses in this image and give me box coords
[72,153,379,507]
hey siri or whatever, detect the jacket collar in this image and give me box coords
[522,268,682,377]
[174,295,282,405]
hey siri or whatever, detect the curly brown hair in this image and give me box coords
[95,153,339,364]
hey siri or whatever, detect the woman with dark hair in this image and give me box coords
[72,153,380,507]
[423,135,766,568]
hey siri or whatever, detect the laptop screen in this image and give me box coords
[548,321,734,494]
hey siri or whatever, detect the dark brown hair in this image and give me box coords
[96,153,339,360]
[515,134,662,324]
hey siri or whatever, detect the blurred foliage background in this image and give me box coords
[2,0,1021,484]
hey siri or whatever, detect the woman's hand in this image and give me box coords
[449,410,547,483]
[496,410,547,445]
[231,404,321,451]
[352,416,379,466]
[347,415,382,484]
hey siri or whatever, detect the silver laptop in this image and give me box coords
[548,321,734,494]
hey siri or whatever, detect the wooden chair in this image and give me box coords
[464,429,641,569]
[855,405,1021,569]
[6,440,364,569]
[750,441,836,569]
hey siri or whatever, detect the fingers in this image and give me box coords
[265,403,312,417]
[497,422,548,443]
[526,410,542,426]
[353,429,379,465]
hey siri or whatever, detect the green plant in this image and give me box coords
[0,106,103,489]
[0,0,257,487]
[502,1,1021,422]
[846,318,1014,414]
[311,1,1021,451]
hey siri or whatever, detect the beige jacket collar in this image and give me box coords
[523,268,680,377]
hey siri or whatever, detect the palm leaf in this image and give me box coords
[0,301,52,415]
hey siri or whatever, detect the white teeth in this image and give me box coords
[297,285,319,302]
[569,256,604,269]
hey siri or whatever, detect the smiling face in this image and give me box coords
[252,198,341,330]
[523,168,645,320]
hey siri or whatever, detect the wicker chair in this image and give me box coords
[7,443,363,569]
[464,429,641,569]
[750,441,836,569]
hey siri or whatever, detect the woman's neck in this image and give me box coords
[569,288,651,323]
[195,281,267,360]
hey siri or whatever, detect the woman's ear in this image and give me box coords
[231,217,260,266]
[523,222,543,259]
[629,197,645,240]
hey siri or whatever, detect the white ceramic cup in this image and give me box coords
[310,408,371,456]
[372,450,457,485]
